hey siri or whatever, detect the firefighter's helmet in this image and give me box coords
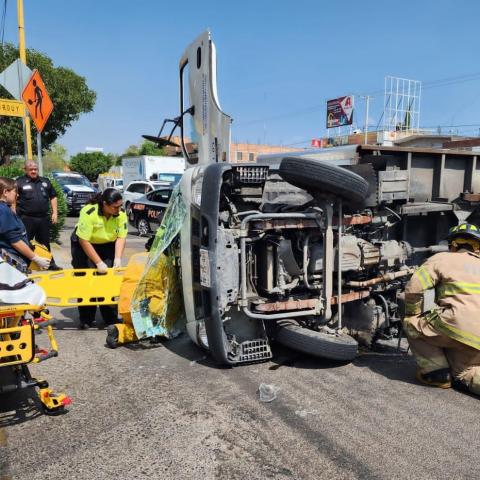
[447,223,480,251]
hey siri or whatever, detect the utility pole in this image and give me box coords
[17,0,33,161]
[363,95,370,145]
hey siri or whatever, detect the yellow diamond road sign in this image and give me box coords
[0,98,25,117]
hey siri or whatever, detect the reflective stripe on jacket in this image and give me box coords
[405,250,480,350]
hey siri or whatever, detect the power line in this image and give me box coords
[236,71,480,130]
[0,0,7,47]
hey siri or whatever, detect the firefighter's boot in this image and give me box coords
[416,368,452,388]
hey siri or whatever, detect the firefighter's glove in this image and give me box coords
[113,258,122,268]
[95,261,108,274]
[32,255,51,270]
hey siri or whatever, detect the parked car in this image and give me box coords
[123,180,170,213]
[128,187,173,236]
[51,171,96,214]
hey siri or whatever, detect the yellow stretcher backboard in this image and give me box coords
[29,268,126,306]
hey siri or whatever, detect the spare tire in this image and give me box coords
[279,157,369,205]
[275,320,358,362]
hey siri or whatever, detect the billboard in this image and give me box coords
[326,95,354,128]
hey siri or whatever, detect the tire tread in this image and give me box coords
[276,320,358,361]
[279,157,369,204]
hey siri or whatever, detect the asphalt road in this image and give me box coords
[1,217,479,480]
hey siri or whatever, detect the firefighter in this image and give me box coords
[404,223,480,394]
[71,188,127,329]
[15,160,60,269]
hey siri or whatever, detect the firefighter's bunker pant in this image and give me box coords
[404,314,480,395]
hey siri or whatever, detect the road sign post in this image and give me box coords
[17,0,33,160]
[36,132,43,175]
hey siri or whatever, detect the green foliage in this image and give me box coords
[41,143,68,173]
[46,175,68,244]
[69,152,113,181]
[107,152,121,166]
[122,144,140,157]
[139,141,165,156]
[0,162,23,178]
[0,44,96,163]
[121,140,166,159]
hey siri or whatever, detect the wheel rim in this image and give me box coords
[138,219,149,236]
[128,207,134,222]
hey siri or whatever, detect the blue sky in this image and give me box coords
[3,0,480,155]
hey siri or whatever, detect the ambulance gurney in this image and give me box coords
[29,266,126,308]
[0,260,71,414]
[106,187,186,348]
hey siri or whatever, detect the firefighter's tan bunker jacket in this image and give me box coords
[405,250,480,349]
[404,250,480,393]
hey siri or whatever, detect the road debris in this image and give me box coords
[295,410,320,418]
[258,383,280,402]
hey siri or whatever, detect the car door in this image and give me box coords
[124,182,147,207]
[145,189,172,227]
[179,31,231,167]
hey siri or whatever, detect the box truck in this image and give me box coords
[122,156,185,189]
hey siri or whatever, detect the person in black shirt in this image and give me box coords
[15,160,60,269]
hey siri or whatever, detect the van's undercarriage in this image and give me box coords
[172,31,480,366]
[182,158,458,365]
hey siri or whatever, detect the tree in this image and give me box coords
[139,140,165,156]
[120,140,165,159]
[69,152,112,181]
[0,160,23,178]
[107,152,121,166]
[41,143,68,173]
[0,44,96,164]
[122,144,140,157]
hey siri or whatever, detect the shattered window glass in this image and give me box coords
[130,185,187,339]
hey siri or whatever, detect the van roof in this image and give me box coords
[53,171,83,177]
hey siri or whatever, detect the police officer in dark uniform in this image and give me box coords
[16,160,60,270]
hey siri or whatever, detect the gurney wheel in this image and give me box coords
[41,404,66,416]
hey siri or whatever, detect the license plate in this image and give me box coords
[199,248,211,287]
